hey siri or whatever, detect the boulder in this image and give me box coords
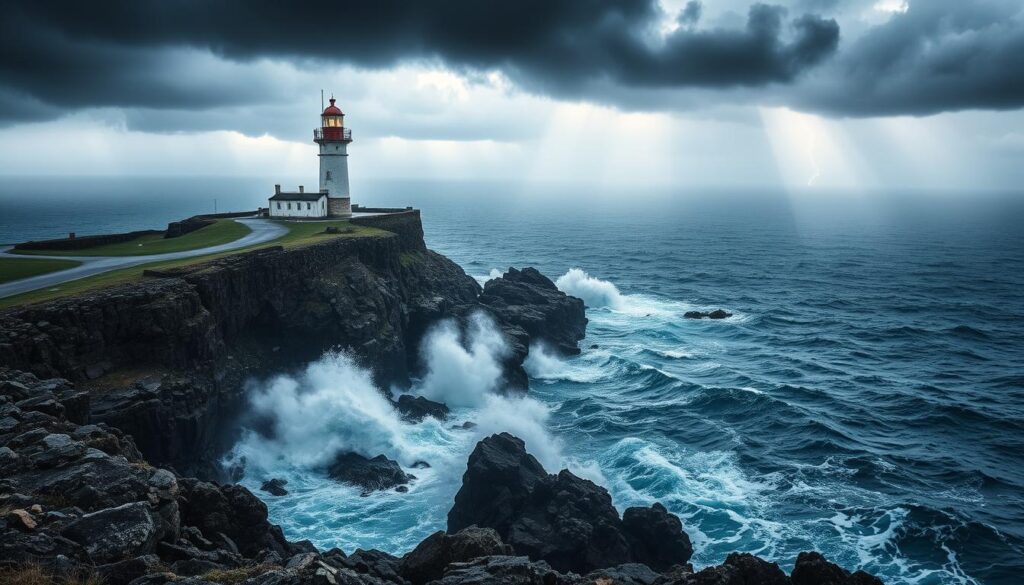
[326,453,412,494]
[791,551,883,585]
[458,267,587,390]
[448,433,692,574]
[585,563,661,585]
[431,555,571,585]
[651,553,788,585]
[261,478,289,497]
[621,503,693,572]
[62,501,160,564]
[5,508,37,532]
[401,526,513,585]
[395,394,450,423]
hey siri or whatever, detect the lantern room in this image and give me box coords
[314,97,352,143]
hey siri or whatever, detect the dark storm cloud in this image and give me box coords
[797,0,1024,116]
[0,0,1020,126]
[0,0,837,124]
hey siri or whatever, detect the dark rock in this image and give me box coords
[585,563,661,585]
[95,554,164,585]
[411,460,431,469]
[459,267,587,389]
[451,421,477,431]
[177,478,291,558]
[400,526,513,585]
[396,486,409,493]
[341,548,406,583]
[261,478,289,497]
[431,555,570,585]
[621,503,693,572]
[448,433,691,574]
[5,508,37,531]
[792,551,883,585]
[395,394,450,422]
[683,309,733,320]
[172,558,225,576]
[326,452,412,493]
[62,501,160,564]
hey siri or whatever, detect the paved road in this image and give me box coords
[0,218,288,299]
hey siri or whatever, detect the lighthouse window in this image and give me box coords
[306,203,311,210]
[325,171,332,180]
[276,202,281,209]
[287,203,291,210]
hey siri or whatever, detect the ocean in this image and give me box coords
[2,177,1023,585]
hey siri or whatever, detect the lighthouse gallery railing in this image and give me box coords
[314,128,352,142]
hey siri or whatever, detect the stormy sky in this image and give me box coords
[0,0,1022,191]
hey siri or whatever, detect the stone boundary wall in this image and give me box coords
[14,229,164,251]
[351,209,426,251]
[13,210,259,250]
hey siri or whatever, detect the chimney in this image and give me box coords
[299,185,304,193]
[274,184,281,194]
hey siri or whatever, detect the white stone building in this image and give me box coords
[269,96,354,218]
[268,185,328,218]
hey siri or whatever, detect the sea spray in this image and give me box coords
[227,312,585,552]
[417,312,508,407]
[555,268,625,309]
[524,342,607,384]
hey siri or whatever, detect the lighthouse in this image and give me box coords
[267,96,355,218]
[314,96,353,217]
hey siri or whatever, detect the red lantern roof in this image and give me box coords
[322,97,343,116]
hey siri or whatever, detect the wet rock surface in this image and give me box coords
[0,370,883,585]
[447,432,693,574]
[454,267,587,390]
[394,394,450,422]
[326,452,413,494]
[683,309,733,319]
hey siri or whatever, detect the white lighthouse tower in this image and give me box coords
[314,96,353,217]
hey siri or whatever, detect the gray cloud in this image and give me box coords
[0,0,1019,131]
[0,0,836,124]
[796,0,1024,116]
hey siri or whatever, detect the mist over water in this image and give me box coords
[4,178,1023,584]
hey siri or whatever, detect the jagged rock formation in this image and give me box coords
[326,453,413,495]
[452,267,587,390]
[0,214,587,479]
[447,433,693,574]
[394,394,450,423]
[0,213,882,585]
[0,369,883,585]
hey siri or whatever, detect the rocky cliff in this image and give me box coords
[0,212,485,475]
[0,370,883,585]
[0,213,587,477]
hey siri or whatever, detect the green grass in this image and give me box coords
[0,220,388,309]
[0,257,82,284]
[12,219,251,257]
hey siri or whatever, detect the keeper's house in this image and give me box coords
[268,185,328,218]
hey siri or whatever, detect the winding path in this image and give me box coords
[0,218,288,299]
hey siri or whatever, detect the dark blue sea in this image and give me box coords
[2,178,1023,585]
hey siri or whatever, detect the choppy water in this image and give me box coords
[3,178,1023,585]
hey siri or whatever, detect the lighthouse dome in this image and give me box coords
[322,98,343,116]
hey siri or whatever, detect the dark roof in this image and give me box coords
[269,192,326,202]
[322,97,343,116]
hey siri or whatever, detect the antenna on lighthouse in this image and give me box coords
[320,89,324,111]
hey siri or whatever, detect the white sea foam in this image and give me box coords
[555,268,692,319]
[227,311,590,552]
[555,268,626,309]
[472,268,504,286]
[524,342,606,384]
[417,312,509,408]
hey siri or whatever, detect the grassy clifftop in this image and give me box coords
[0,220,389,309]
